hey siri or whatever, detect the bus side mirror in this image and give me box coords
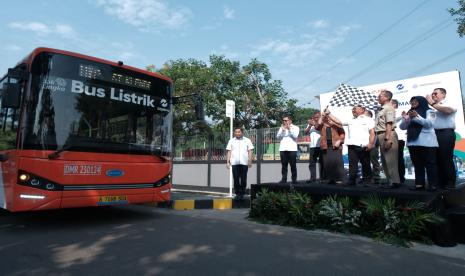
[1,83,21,109]
[194,95,205,121]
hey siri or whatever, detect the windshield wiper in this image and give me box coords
[48,142,77,159]
[128,143,169,160]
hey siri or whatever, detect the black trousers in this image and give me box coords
[408,146,438,188]
[309,147,324,181]
[280,151,297,182]
[435,129,456,188]
[348,145,372,184]
[322,147,344,182]
[398,140,406,183]
[232,165,248,196]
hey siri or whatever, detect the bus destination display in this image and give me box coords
[79,64,151,91]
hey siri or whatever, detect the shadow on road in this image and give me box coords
[0,205,161,232]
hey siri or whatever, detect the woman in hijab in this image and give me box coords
[399,96,439,191]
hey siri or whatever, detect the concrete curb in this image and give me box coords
[148,198,251,210]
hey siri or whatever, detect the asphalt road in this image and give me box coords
[1,205,464,276]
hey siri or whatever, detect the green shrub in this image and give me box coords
[318,195,361,233]
[250,191,444,247]
[287,191,317,229]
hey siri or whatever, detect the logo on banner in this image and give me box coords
[43,77,67,92]
[160,99,168,107]
[396,84,404,90]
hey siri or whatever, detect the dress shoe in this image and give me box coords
[382,183,400,189]
[291,180,298,184]
[278,179,287,184]
[327,180,336,185]
[426,186,437,192]
[409,185,425,191]
[306,180,312,183]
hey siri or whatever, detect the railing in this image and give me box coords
[174,125,311,162]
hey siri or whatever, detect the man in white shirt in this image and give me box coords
[277,115,299,184]
[426,88,457,189]
[304,111,323,183]
[327,104,375,186]
[226,127,254,199]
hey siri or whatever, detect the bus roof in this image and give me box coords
[20,47,173,84]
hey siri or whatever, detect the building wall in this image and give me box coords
[172,162,312,188]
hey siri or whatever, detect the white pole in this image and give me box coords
[229,115,233,197]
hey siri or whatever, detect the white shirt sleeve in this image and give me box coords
[226,139,232,150]
[276,127,284,139]
[367,117,375,129]
[440,98,458,112]
[247,138,255,150]
[289,125,299,139]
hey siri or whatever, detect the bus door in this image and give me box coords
[0,67,25,209]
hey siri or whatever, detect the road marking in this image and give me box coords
[213,199,232,210]
[173,200,195,210]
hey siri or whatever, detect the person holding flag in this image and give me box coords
[326,104,375,186]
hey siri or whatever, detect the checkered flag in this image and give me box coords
[328,84,380,111]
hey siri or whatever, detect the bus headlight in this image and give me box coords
[19,173,30,182]
[154,174,171,187]
[45,183,56,190]
[17,170,62,191]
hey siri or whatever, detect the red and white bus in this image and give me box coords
[0,48,173,212]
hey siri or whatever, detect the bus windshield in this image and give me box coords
[21,52,172,157]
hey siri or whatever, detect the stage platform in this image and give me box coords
[251,180,465,207]
[251,180,465,244]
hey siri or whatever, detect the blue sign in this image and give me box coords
[396,84,404,90]
[106,169,124,177]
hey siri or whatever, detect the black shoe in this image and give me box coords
[426,186,437,192]
[327,180,336,185]
[306,180,312,183]
[278,179,287,184]
[382,183,400,189]
[291,180,298,184]
[346,181,356,186]
[409,185,425,191]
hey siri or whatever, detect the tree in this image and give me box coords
[290,106,319,126]
[449,0,465,37]
[158,59,215,137]
[157,55,297,134]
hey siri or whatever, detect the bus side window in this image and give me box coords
[0,78,20,150]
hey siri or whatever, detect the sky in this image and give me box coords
[0,0,464,109]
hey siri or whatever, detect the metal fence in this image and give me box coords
[174,125,311,162]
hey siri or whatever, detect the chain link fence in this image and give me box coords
[174,125,310,162]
